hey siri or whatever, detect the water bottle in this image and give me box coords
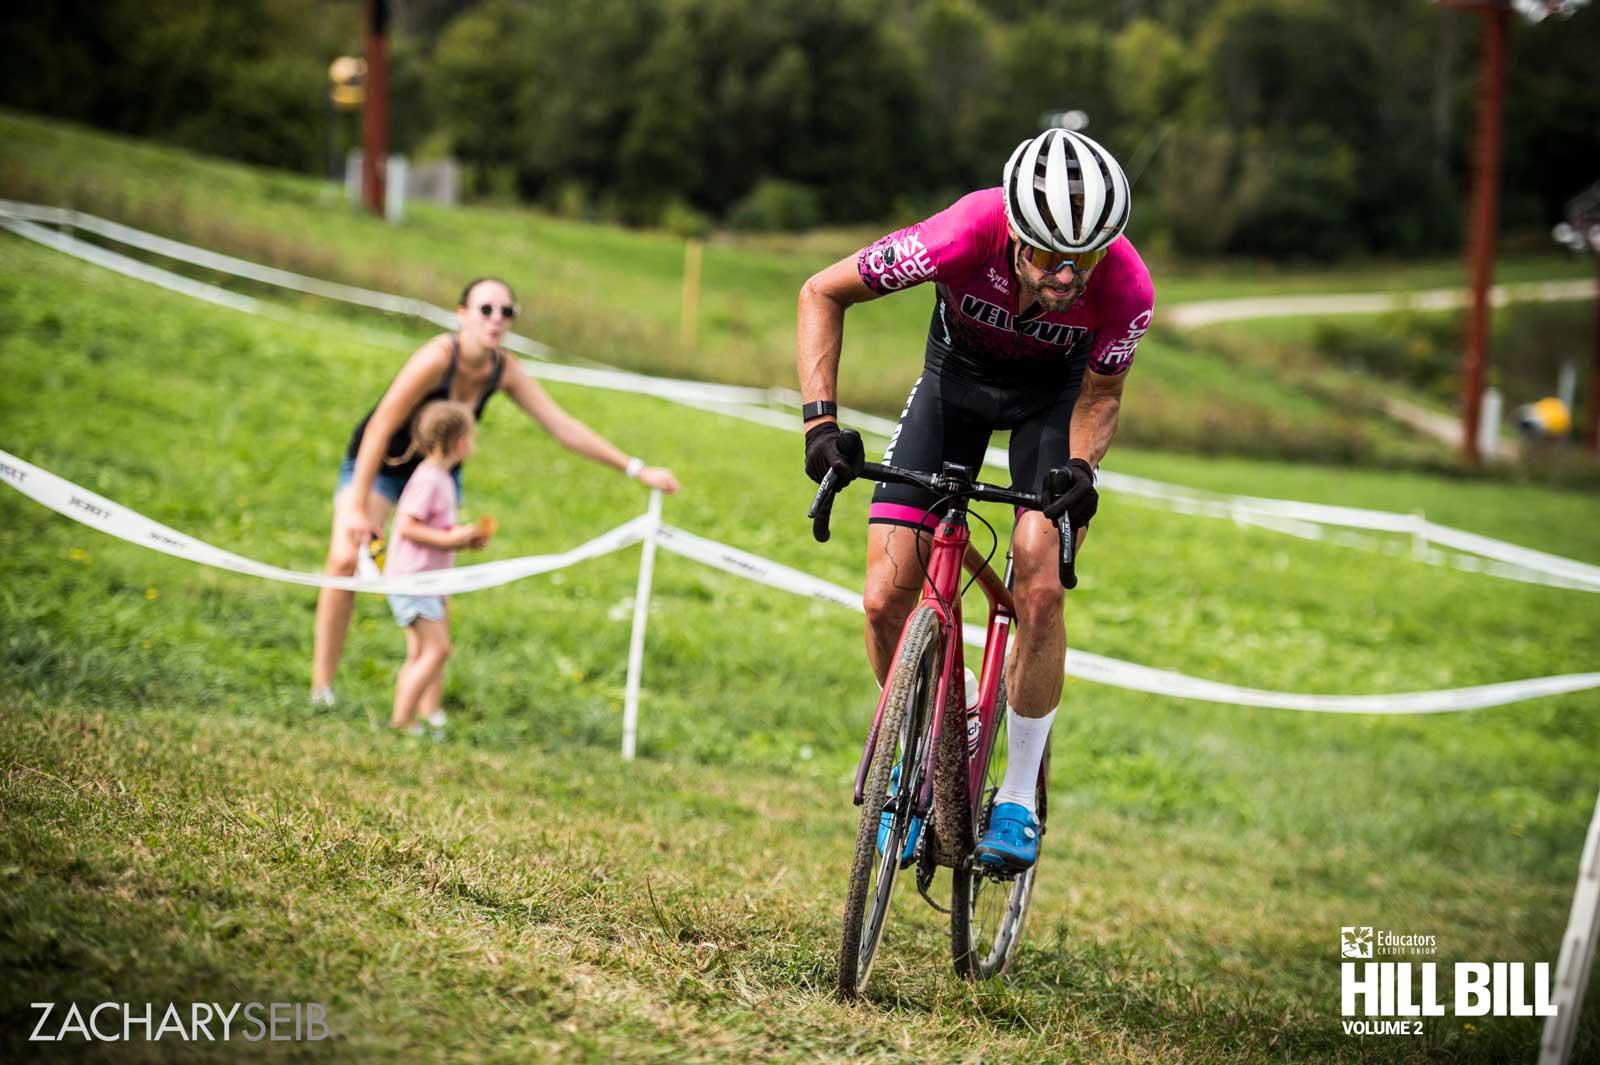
[963,667,981,758]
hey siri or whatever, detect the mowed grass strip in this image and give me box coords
[2,219,1599,1060]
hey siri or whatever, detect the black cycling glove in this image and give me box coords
[1041,458,1098,528]
[804,422,864,485]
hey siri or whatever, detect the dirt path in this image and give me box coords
[1166,278,1596,329]
[1163,279,1600,459]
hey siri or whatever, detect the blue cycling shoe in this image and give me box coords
[974,802,1040,872]
[877,765,922,868]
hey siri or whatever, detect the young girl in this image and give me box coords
[384,400,491,735]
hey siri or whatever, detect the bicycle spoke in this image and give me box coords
[951,656,1045,980]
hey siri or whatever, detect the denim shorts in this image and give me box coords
[389,593,447,627]
[335,458,463,504]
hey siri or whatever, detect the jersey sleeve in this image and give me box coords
[856,190,1000,295]
[1085,250,1155,376]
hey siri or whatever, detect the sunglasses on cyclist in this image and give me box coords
[1017,242,1108,275]
[476,303,517,321]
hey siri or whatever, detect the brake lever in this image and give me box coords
[1056,511,1078,590]
[809,470,839,543]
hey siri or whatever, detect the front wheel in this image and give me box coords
[950,659,1049,979]
[838,605,942,1000]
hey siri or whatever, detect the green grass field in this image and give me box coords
[4,176,1600,1063]
[7,108,1596,472]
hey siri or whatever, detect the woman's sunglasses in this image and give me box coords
[1018,242,1108,275]
[476,303,517,321]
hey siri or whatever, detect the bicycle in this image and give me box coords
[808,430,1078,999]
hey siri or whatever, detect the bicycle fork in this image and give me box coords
[852,512,968,810]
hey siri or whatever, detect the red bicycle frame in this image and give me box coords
[851,512,1017,821]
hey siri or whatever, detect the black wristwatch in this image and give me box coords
[802,400,838,422]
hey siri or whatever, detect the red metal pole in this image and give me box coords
[361,0,389,217]
[1587,258,1600,451]
[1459,1,1509,465]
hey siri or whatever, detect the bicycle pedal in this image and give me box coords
[969,858,1018,884]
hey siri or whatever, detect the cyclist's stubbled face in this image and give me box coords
[1011,240,1091,313]
[457,280,516,350]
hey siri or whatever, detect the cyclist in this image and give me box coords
[796,129,1153,873]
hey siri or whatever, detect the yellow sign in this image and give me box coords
[328,56,366,110]
[328,56,366,83]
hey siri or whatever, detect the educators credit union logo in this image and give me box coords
[1342,926,1373,959]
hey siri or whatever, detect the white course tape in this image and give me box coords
[0,199,467,335]
[1055,644,1600,715]
[4,448,1597,714]
[5,200,1599,593]
[0,451,645,595]
[654,525,866,611]
[1094,468,1600,593]
[652,525,1600,715]
[0,216,429,355]
[526,362,775,407]
[1,215,269,318]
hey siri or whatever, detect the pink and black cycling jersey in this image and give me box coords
[857,187,1153,383]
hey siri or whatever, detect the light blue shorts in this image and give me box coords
[336,458,463,504]
[389,593,447,627]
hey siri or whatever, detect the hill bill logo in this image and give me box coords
[1342,927,1373,959]
[1335,925,1555,1037]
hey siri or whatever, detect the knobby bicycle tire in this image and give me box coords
[837,605,942,1000]
[950,658,1050,980]
[926,662,974,868]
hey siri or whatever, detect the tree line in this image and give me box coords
[4,0,1596,259]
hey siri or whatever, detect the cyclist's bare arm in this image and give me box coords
[1068,368,1126,469]
[797,255,882,427]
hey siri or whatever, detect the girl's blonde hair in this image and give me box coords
[388,400,475,465]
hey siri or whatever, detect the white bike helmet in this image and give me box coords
[1002,128,1131,254]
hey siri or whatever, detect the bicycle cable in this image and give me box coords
[912,491,1002,610]
[961,505,1000,600]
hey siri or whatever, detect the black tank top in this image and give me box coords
[344,335,504,481]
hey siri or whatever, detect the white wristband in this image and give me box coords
[624,456,645,480]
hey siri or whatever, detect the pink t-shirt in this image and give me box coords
[386,460,458,577]
[856,187,1154,376]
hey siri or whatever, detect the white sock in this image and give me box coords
[994,706,1055,814]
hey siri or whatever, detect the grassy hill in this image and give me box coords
[3,204,1600,1061]
[6,109,1593,470]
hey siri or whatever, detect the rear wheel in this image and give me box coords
[950,661,1049,979]
[838,606,942,1000]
